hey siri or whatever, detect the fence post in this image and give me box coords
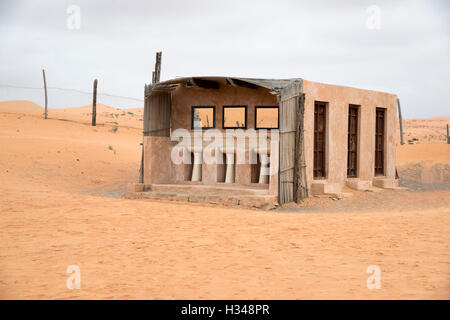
[42,69,48,119]
[152,52,162,84]
[397,98,404,145]
[92,79,97,126]
[139,84,147,184]
[447,124,449,144]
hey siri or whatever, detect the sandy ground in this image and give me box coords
[0,100,449,299]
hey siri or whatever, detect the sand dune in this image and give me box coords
[397,144,449,165]
[400,116,450,144]
[0,100,449,299]
[0,100,144,130]
[0,100,43,115]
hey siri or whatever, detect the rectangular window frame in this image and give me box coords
[254,106,279,130]
[375,107,386,176]
[222,105,248,129]
[314,101,327,179]
[191,106,216,130]
[347,104,360,178]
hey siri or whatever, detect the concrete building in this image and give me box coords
[127,76,398,207]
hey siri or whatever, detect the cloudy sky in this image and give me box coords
[0,0,448,117]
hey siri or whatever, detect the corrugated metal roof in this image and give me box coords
[235,78,302,91]
[151,76,302,93]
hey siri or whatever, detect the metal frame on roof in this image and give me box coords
[146,76,303,97]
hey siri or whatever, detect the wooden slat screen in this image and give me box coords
[313,102,326,178]
[144,92,171,137]
[279,81,302,204]
[279,96,296,204]
[347,105,359,177]
[375,107,385,175]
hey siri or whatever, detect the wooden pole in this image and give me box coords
[397,98,404,145]
[139,142,144,183]
[294,93,308,203]
[152,52,162,84]
[42,69,48,119]
[139,84,147,184]
[92,79,98,126]
[447,123,450,144]
[156,51,161,83]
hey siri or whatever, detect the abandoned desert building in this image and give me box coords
[127,76,398,207]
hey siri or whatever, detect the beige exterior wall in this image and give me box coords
[143,136,176,184]
[302,80,398,192]
[171,84,278,131]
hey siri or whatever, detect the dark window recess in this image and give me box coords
[375,108,385,175]
[347,105,359,177]
[314,102,326,178]
[191,106,215,129]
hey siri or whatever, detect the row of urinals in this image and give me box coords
[186,145,271,184]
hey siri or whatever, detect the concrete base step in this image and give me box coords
[311,181,342,195]
[373,178,399,189]
[346,179,372,191]
[147,183,270,196]
[126,189,276,209]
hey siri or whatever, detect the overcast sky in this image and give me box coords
[0,0,448,117]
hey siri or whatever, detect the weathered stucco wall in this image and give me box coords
[171,84,278,131]
[143,136,176,184]
[143,135,279,195]
[302,80,398,192]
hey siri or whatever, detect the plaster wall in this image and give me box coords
[143,136,177,184]
[302,80,397,192]
[171,84,278,131]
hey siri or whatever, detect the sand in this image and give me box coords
[400,116,450,144]
[0,100,449,299]
[397,143,450,165]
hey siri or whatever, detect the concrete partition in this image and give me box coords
[143,136,175,184]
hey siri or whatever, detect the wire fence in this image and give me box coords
[0,83,144,109]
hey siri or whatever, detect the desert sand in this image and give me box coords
[0,100,449,299]
[400,116,450,144]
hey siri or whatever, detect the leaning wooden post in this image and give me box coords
[397,98,404,145]
[294,93,308,203]
[139,141,144,183]
[154,51,162,84]
[447,124,450,144]
[42,69,48,119]
[139,84,148,184]
[92,79,98,126]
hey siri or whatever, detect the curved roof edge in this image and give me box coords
[148,76,303,93]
